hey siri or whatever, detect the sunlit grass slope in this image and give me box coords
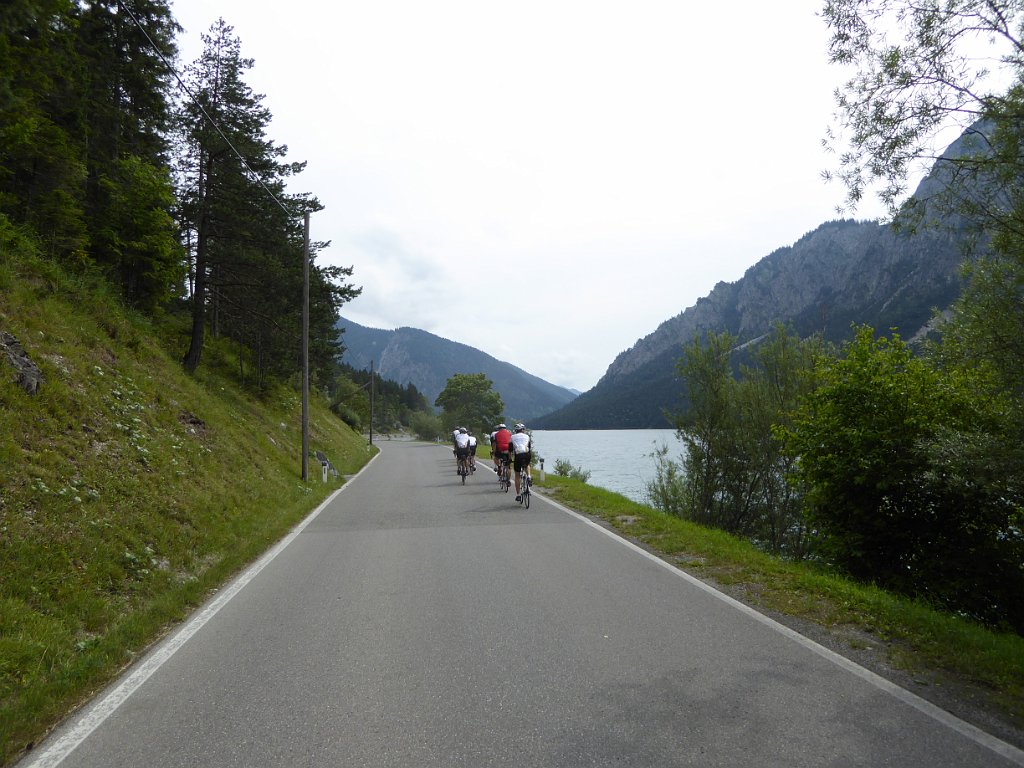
[0,224,375,765]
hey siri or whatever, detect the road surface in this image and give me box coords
[21,440,1024,767]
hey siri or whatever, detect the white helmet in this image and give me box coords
[514,423,526,432]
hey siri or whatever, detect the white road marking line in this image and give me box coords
[22,453,379,768]
[534,489,1024,767]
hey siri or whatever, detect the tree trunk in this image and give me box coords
[211,265,220,338]
[183,152,213,374]
[182,217,209,373]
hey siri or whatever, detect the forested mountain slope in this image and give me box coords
[337,317,576,422]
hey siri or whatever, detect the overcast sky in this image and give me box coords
[171,0,891,392]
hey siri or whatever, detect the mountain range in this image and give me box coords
[339,128,982,431]
[533,132,980,429]
[533,217,967,428]
[335,319,577,423]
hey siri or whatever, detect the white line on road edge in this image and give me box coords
[21,452,380,768]
[534,489,1024,767]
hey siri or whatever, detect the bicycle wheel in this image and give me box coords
[523,485,530,508]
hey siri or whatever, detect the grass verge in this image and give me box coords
[0,234,376,765]
[532,471,1024,734]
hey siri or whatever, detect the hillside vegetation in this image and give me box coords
[337,316,576,422]
[0,229,375,765]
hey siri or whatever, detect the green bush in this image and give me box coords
[645,444,687,517]
[553,458,591,483]
[782,326,1024,631]
[332,402,362,431]
[409,410,445,442]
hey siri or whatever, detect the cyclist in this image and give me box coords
[509,423,533,502]
[467,431,478,472]
[491,423,512,484]
[453,427,471,476]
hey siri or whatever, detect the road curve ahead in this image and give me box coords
[23,440,1024,768]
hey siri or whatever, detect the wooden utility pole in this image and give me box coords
[301,211,310,481]
[369,360,375,445]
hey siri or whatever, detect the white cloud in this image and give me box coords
[172,0,895,391]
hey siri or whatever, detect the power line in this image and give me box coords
[119,0,317,480]
[117,0,293,218]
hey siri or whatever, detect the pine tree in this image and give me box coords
[0,0,183,307]
[0,0,88,254]
[176,18,265,373]
[175,18,359,380]
[75,0,183,308]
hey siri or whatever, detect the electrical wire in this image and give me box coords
[117,0,294,218]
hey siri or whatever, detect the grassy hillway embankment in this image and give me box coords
[0,235,376,766]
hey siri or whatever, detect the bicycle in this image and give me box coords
[517,465,531,508]
[457,454,470,484]
[496,456,511,493]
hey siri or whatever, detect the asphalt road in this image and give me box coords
[22,440,1024,767]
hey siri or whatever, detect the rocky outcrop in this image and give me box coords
[1,331,44,394]
[597,218,965,385]
[576,128,994,421]
[536,210,971,429]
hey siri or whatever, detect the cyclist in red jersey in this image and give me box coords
[491,423,512,482]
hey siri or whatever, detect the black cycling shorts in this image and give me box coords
[513,451,531,472]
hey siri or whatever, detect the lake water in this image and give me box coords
[531,429,681,504]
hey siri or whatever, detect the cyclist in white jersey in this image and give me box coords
[467,431,478,471]
[509,423,533,501]
[453,428,471,475]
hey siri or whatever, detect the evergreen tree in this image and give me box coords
[76,0,183,308]
[0,0,88,255]
[175,18,359,380]
[176,18,253,372]
[0,0,182,306]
